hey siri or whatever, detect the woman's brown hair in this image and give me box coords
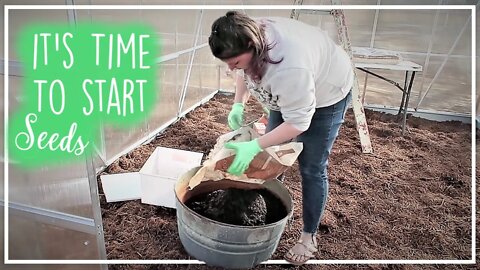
[208,11,282,81]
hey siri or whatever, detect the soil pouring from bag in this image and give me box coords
[185,187,287,226]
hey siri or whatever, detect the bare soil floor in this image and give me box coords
[98,93,475,270]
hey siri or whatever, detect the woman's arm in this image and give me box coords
[257,122,303,149]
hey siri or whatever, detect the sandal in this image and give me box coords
[284,236,318,266]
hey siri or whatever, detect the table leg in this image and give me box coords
[402,71,416,135]
[398,71,409,116]
[362,73,369,104]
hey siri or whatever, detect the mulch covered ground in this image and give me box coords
[97,93,475,270]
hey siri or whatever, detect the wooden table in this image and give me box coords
[354,60,423,135]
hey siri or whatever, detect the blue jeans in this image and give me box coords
[266,92,352,233]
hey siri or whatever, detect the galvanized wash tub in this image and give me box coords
[175,166,293,269]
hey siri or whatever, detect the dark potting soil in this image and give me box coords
[185,188,287,226]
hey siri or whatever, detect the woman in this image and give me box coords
[209,11,353,265]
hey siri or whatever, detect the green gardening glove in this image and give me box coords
[262,106,270,117]
[228,103,244,130]
[225,139,262,176]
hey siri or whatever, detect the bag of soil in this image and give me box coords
[187,126,303,189]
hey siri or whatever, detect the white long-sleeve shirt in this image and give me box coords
[242,17,354,131]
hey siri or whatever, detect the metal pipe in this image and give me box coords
[46,18,106,261]
[362,0,380,105]
[398,71,409,115]
[0,201,96,235]
[369,0,381,48]
[415,14,471,110]
[384,51,471,59]
[86,156,108,263]
[402,71,416,135]
[295,9,332,16]
[415,1,442,109]
[364,104,471,123]
[290,0,304,19]
[356,67,405,92]
[65,0,76,26]
[0,60,22,76]
[98,125,107,164]
[177,9,204,116]
[175,22,179,110]
[361,73,368,104]
[156,43,208,63]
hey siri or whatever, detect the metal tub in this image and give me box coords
[175,166,293,269]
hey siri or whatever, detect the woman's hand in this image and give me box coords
[228,103,245,130]
[225,139,262,175]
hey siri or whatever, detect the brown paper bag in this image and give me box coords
[187,127,303,190]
